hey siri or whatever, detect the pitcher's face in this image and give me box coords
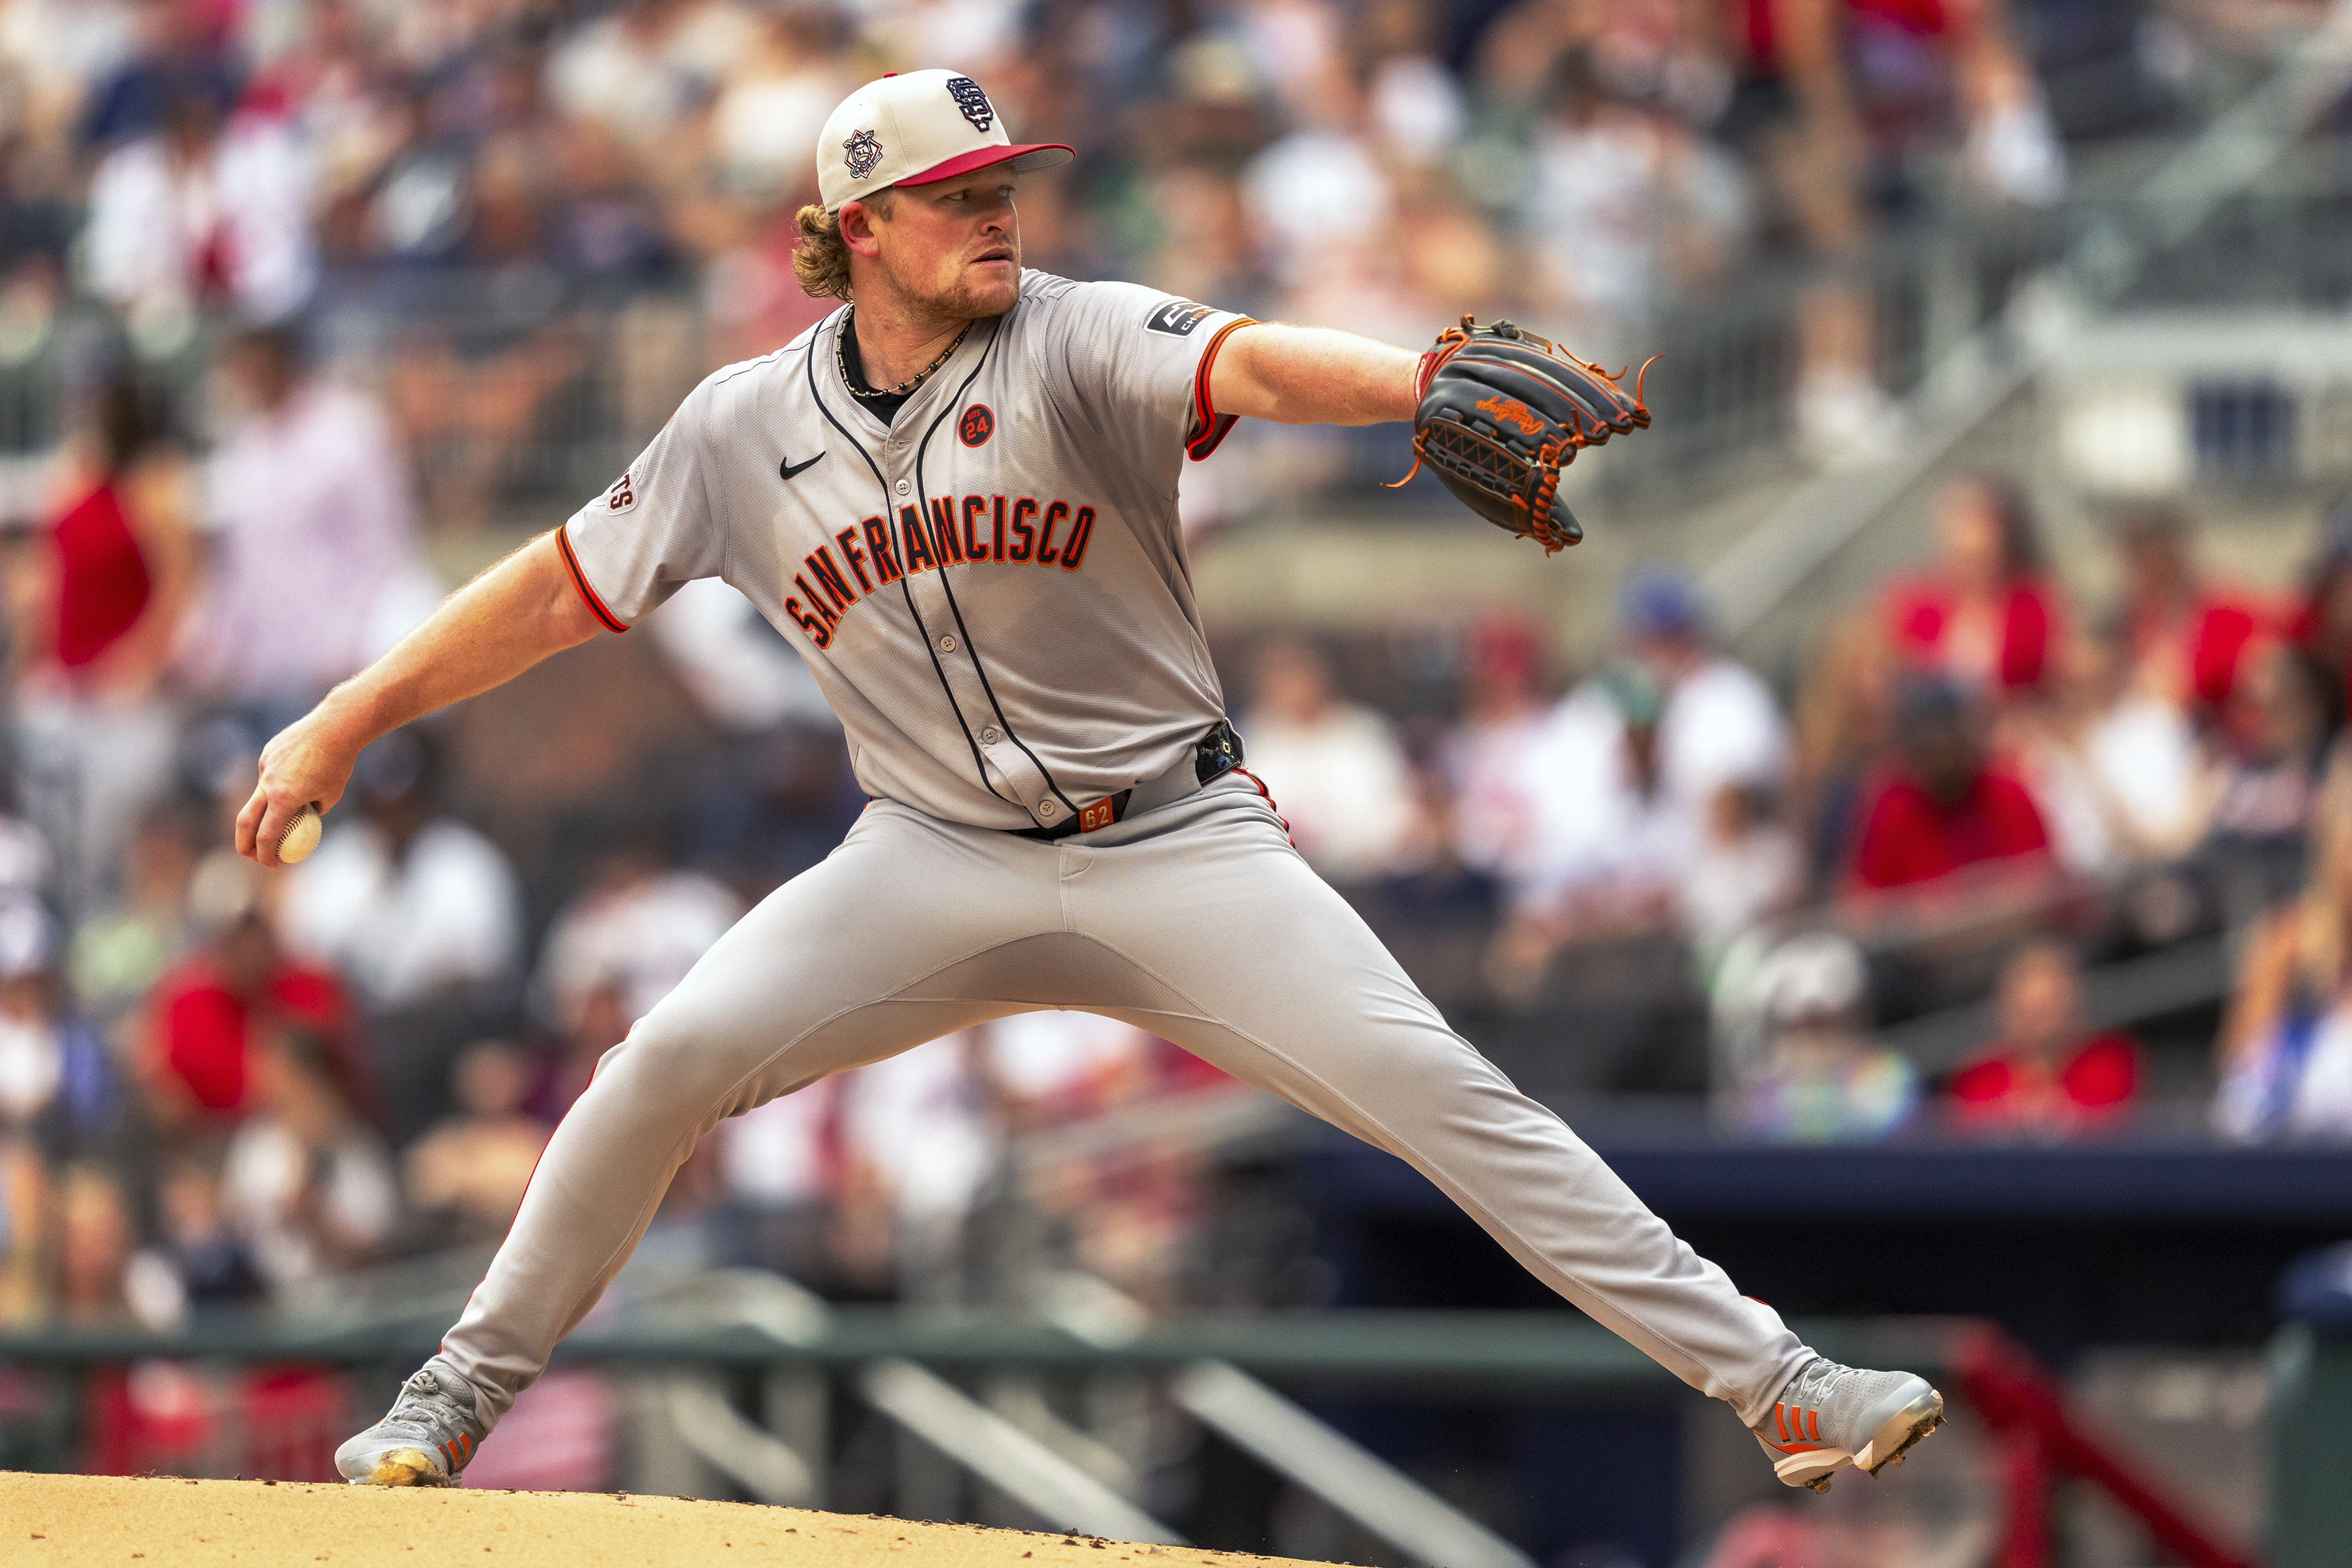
[855,165,1023,322]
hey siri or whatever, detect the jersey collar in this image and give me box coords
[826,304,1006,440]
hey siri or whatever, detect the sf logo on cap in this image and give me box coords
[843,129,883,179]
[945,76,994,131]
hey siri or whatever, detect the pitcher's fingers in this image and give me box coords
[253,798,301,869]
[235,785,269,860]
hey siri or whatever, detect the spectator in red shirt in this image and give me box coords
[1848,675,2054,892]
[16,372,195,913]
[2112,502,2266,723]
[1949,941,2140,1134]
[1884,472,2064,699]
[139,871,363,1129]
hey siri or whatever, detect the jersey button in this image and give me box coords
[1037,800,1058,819]
[894,479,911,495]
[979,727,1001,745]
[938,634,956,653]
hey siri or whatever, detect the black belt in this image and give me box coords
[1014,720,1245,841]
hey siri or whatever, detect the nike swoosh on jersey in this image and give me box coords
[779,452,826,482]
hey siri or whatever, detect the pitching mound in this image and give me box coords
[4,1473,1326,1568]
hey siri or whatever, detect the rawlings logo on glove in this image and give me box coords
[1391,318,1656,555]
[1475,395,1544,436]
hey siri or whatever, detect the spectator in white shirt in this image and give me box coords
[280,728,523,1141]
[2006,627,2202,878]
[1241,637,1415,883]
[1524,50,1749,353]
[1618,567,1790,815]
[1511,661,1691,936]
[840,1037,994,1287]
[532,831,745,1053]
[544,0,760,159]
[280,729,522,1014]
[1497,573,1793,988]
[1511,571,1789,915]
[221,1028,400,1294]
[180,326,437,730]
[707,8,854,199]
[1682,781,1804,955]
[1445,617,1554,888]
[83,88,314,326]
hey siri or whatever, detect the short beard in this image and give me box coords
[880,238,1023,326]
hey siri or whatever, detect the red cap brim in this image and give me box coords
[896,142,1075,187]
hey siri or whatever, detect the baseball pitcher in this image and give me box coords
[237,69,1942,1501]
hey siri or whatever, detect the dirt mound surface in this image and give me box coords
[3,1473,1327,1568]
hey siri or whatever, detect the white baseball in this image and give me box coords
[276,804,323,865]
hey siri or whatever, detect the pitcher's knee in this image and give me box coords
[596,1000,843,1126]
[1361,1017,1514,1096]
[591,1005,743,1105]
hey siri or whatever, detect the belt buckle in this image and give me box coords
[1196,721,1244,785]
[1077,796,1120,832]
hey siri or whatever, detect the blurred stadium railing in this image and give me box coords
[0,1281,2314,1567]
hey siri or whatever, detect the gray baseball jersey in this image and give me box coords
[561,271,1254,832]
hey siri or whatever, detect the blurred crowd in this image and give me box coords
[1241,474,2352,1151]
[0,0,2339,1386]
[0,0,2126,521]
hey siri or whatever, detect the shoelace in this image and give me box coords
[391,1370,469,1427]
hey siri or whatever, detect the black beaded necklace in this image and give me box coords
[839,311,971,401]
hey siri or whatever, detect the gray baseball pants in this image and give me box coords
[440,776,1812,1428]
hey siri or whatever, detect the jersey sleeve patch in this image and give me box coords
[601,464,639,514]
[1145,299,1215,337]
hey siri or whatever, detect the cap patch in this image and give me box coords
[945,77,995,132]
[1145,299,1213,336]
[843,129,883,180]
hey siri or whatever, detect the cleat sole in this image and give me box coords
[1765,1443,1852,1492]
[1761,1379,1944,1492]
[1859,1392,1946,1478]
[357,1448,455,1488]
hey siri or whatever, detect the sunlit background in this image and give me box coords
[0,0,2349,1563]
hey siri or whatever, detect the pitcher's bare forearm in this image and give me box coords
[236,531,604,865]
[1207,323,1420,427]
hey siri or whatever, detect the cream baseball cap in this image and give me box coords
[816,69,1074,212]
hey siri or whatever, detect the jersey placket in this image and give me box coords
[879,330,1070,830]
[894,521,1056,820]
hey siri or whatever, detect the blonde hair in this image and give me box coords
[791,192,894,301]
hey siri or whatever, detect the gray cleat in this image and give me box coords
[1752,1356,1945,1494]
[335,1360,491,1486]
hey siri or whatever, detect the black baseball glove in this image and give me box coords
[1390,318,1655,554]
